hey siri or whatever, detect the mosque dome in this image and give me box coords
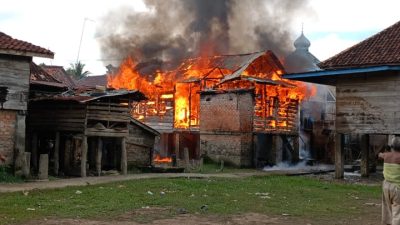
[284,31,320,73]
[294,32,311,50]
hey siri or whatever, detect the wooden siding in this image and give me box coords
[28,102,86,132]
[0,55,30,110]
[336,71,400,134]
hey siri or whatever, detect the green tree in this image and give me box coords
[66,61,90,79]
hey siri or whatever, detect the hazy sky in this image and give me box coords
[0,0,399,75]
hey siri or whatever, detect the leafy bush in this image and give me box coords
[0,166,23,183]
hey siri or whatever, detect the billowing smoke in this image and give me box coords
[97,0,313,68]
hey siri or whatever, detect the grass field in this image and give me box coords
[0,175,381,225]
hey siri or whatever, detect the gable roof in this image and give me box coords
[41,65,76,88]
[30,62,66,88]
[0,32,54,58]
[319,20,400,69]
[76,75,107,88]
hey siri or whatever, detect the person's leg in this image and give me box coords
[383,181,393,225]
[391,184,400,225]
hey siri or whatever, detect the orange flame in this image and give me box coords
[107,52,317,131]
[153,154,172,163]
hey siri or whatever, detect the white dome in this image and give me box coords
[294,32,311,50]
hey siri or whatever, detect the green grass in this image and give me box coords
[0,176,381,224]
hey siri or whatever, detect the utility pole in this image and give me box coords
[76,17,95,63]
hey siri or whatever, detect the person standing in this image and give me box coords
[379,136,400,225]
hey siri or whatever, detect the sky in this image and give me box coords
[0,0,399,76]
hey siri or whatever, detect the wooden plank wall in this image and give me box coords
[0,55,31,110]
[336,71,400,134]
[85,102,130,137]
[28,102,86,132]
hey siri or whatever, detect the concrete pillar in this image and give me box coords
[121,137,127,175]
[360,134,370,177]
[81,136,87,177]
[38,154,48,180]
[14,113,26,175]
[335,133,344,179]
[22,152,31,178]
[184,147,190,171]
[54,132,60,175]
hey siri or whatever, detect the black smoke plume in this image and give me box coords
[97,0,313,68]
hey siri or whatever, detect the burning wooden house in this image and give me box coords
[27,89,154,177]
[284,20,400,178]
[108,50,310,167]
[0,32,54,173]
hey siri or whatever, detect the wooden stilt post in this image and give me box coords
[64,139,71,174]
[96,137,103,176]
[292,136,300,163]
[81,136,87,177]
[54,132,60,175]
[31,133,38,172]
[175,132,180,160]
[272,135,283,164]
[335,133,344,179]
[121,137,127,175]
[360,134,370,177]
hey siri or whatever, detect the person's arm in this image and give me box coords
[378,152,386,160]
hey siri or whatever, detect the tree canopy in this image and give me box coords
[66,61,91,79]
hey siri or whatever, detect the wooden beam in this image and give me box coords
[54,132,60,176]
[360,134,370,177]
[96,137,103,176]
[121,137,127,175]
[335,133,344,179]
[64,139,71,173]
[175,133,180,159]
[31,133,38,172]
[81,136,87,177]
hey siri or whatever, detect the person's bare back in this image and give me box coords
[379,151,400,164]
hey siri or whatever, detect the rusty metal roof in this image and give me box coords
[30,62,67,88]
[32,89,146,103]
[171,51,286,84]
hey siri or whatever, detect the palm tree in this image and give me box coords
[66,61,91,79]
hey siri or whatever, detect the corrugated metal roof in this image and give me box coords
[173,50,285,82]
[32,89,146,103]
[30,62,67,88]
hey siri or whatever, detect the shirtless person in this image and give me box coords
[379,136,400,225]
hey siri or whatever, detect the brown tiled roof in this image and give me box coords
[76,75,107,88]
[0,32,54,58]
[30,63,66,88]
[41,65,76,88]
[319,20,400,69]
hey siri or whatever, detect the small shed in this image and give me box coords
[284,20,400,178]
[27,89,146,177]
[127,118,159,168]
